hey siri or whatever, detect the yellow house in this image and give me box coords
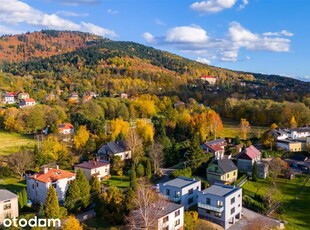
[207,159,238,185]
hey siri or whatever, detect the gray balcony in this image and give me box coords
[198,202,224,212]
[171,196,181,202]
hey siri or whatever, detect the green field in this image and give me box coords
[222,121,268,139]
[0,177,26,193]
[102,175,130,188]
[242,176,310,230]
[0,131,36,155]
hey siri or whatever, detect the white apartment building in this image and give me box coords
[0,190,19,225]
[159,177,201,209]
[198,183,242,230]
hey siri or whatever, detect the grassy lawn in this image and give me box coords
[242,176,310,230]
[222,120,268,139]
[0,131,35,155]
[102,175,130,188]
[0,177,26,193]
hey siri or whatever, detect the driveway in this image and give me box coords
[229,208,283,230]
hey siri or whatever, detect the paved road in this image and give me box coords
[229,208,283,230]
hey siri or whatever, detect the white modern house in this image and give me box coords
[74,160,110,181]
[159,177,201,209]
[198,183,242,230]
[157,202,184,230]
[97,141,131,161]
[0,189,19,225]
[27,165,76,204]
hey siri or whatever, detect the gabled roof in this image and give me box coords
[207,144,223,152]
[107,141,129,154]
[0,189,19,201]
[24,98,35,103]
[205,138,226,147]
[30,168,76,183]
[58,123,74,130]
[237,145,261,160]
[200,75,216,79]
[214,159,237,173]
[75,160,110,170]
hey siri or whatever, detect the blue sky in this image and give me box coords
[1,0,309,80]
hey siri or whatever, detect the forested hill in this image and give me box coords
[0,30,309,103]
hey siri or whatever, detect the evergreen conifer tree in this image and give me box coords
[22,188,28,207]
[45,186,60,218]
[89,175,101,199]
[130,165,137,191]
[76,169,90,208]
[65,180,81,212]
[146,160,152,180]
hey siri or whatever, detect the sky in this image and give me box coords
[1,0,309,81]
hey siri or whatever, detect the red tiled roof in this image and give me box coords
[238,145,261,160]
[75,160,110,170]
[24,98,35,103]
[31,169,76,183]
[200,75,216,79]
[207,144,223,152]
[58,123,74,130]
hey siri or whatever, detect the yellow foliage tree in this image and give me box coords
[133,98,156,118]
[136,119,154,145]
[290,116,297,128]
[41,136,68,162]
[74,125,90,150]
[62,216,83,230]
[240,118,251,140]
[110,118,130,141]
[208,110,223,140]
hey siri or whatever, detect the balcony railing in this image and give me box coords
[164,195,181,203]
[198,202,224,212]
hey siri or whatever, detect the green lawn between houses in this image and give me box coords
[102,175,130,189]
[0,177,26,193]
[242,176,310,230]
[0,131,36,156]
[222,120,268,139]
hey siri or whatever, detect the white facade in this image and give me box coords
[159,177,201,209]
[75,162,110,181]
[0,190,19,224]
[3,95,15,104]
[198,183,242,230]
[157,205,184,230]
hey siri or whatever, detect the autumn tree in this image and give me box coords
[75,169,90,208]
[74,125,90,151]
[240,118,251,140]
[45,186,60,218]
[125,128,143,165]
[110,155,125,176]
[136,119,154,145]
[269,157,288,180]
[7,149,34,179]
[110,118,130,141]
[208,110,223,140]
[290,116,297,128]
[261,132,275,150]
[148,141,164,176]
[62,216,83,230]
[270,123,278,130]
[145,159,152,180]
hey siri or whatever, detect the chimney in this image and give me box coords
[43,166,49,174]
[56,165,59,170]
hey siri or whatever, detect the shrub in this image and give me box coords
[170,167,192,179]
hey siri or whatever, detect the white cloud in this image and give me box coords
[191,0,237,13]
[143,21,292,63]
[59,0,101,6]
[155,18,166,26]
[165,26,208,43]
[143,32,156,43]
[196,57,211,64]
[239,0,249,9]
[56,10,88,17]
[263,30,294,37]
[107,9,119,15]
[0,24,23,35]
[0,0,117,37]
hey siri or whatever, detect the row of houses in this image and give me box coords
[2,92,36,108]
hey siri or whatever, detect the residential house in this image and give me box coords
[159,177,201,209]
[120,93,128,99]
[236,145,261,175]
[173,101,185,109]
[97,140,131,161]
[17,92,29,100]
[207,159,238,184]
[277,139,302,152]
[68,93,79,103]
[201,139,227,160]
[19,98,36,108]
[198,183,242,230]
[74,160,110,181]
[27,165,76,204]
[257,162,269,179]
[199,75,217,85]
[58,123,74,135]
[0,189,19,225]
[132,201,184,230]
[2,92,15,104]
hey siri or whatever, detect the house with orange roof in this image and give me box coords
[19,98,36,108]
[26,165,76,204]
[199,75,217,85]
[2,92,16,104]
[236,145,262,174]
[58,123,74,135]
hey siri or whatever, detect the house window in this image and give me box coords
[206,198,211,205]
[217,200,223,207]
[214,212,222,217]
[227,173,230,178]
[32,184,35,189]
[231,197,235,204]
[175,210,180,217]
[3,203,11,210]
[166,189,170,196]
[175,219,180,227]
[233,171,236,176]
[36,182,38,187]
[163,216,169,223]
[188,188,193,195]
[231,207,235,215]
[238,194,241,198]
[105,168,108,173]
[52,183,57,188]
[188,197,193,204]
[206,210,211,214]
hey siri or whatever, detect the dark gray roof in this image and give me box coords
[107,141,128,154]
[162,177,200,189]
[202,183,240,197]
[216,159,237,173]
[0,189,19,201]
